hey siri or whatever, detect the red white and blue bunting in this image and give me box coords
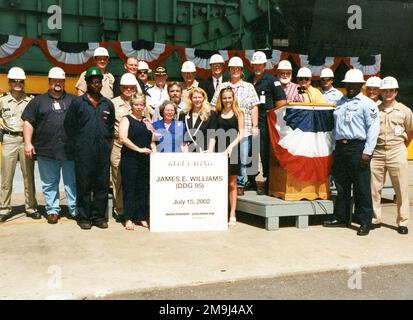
[291,54,342,79]
[111,40,174,70]
[267,104,334,182]
[176,47,231,79]
[344,54,381,78]
[37,40,107,74]
[0,35,34,65]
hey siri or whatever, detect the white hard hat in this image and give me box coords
[380,76,399,89]
[320,68,334,78]
[365,76,382,88]
[138,61,150,71]
[94,47,109,57]
[181,61,196,73]
[228,56,243,68]
[277,60,292,70]
[209,54,225,65]
[7,67,26,80]
[297,67,312,78]
[48,67,65,79]
[251,51,267,64]
[342,69,365,83]
[120,73,138,86]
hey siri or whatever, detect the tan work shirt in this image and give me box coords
[376,101,413,147]
[182,79,199,101]
[111,96,132,147]
[76,71,115,99]
[0,92,33,132]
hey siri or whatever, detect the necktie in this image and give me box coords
[215,79,219,90]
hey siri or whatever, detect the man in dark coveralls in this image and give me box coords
[64,67,115,230]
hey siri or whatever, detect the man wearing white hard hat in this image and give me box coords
[113,57,152,97]
[249,51,287,195]
[323,69,380,236]
[110,73,138,220]
[276,60,304,102]
[76,47,115,99]
[319,67,343,104]
[0,67,38,221]
[181,60,199,101]
[211,56,260,196]
[199,53,227,102]
[364,76,382,105]
[370,76,413,235]
[296,67,326,103]
[21,67,78,224]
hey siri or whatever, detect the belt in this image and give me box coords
[375,144,398,150]
[337,139,365,145]
[3,130,23,137]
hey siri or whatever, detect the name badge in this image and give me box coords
[260,92,266,104]
[53,102,61,111]
[9,116,17,126]
[394,125,403,136]
[345,110,353,122]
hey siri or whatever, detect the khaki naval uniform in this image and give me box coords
[371,101,413,227]
[181,79,199,102]
[0,92,38,214]
[110,96,132,216]
[76,71,115,99]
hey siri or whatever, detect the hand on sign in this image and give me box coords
[225,146,233,158]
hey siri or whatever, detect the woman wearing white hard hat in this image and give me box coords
[210,56,260,196]
[75,46,115,99]
[296,67,326,103]
[370,76,413,235]
[364,76,382,104]
[323,68,380,236]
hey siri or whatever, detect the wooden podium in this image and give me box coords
[268,151,330,200]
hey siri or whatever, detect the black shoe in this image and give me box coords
[244,181,257,191]
[323,219,347,228]
[0,214,7,222]
[78,220,92,230]
[93,220,108,229]
[357,225,370,236]
[256,186,267,195]
[28,211,42,220]
[370,223,381,230]
[397,226,408,235]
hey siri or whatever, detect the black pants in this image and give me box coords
[332,140,372,226]
[120,154,149,222]
[75,142,111,222]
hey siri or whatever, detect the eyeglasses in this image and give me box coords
[10,79,24,84]
[321,78,333,81]
[229,67,242,71]
[88,79,102,85]
[297,77,310,81]
[138,70,148,74]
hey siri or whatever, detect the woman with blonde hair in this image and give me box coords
[215,87,245,226]
[119,93,155,230]
[179,87,218,152]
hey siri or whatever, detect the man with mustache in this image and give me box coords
[276,60,304,103]
[324,69,380,236]
[22,67,78,224]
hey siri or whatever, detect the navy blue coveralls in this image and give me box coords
[64,94,115,223]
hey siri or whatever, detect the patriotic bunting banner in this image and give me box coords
[344,54,381,78]
[291,54,342,78]
[111,40,174,70]
[267,104,334,182]
[242,49,289,75]
[176,47,231,79]
[37,40,107,74]
[0,35,34,65]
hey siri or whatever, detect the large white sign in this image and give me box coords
[150,152,228,232]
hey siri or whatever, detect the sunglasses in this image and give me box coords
[10,79,24,84]
[229,67,242,71]
[297,77,310,81]
[321,78,333,81]
[138,70,148,74]
[88,79,103,85]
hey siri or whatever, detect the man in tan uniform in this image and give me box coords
[371,76,413,235]
[110,73,137,220]
[76,47,115,99]
[181,61,199,101]
[0,67,38,221]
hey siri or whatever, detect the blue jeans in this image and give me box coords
[37,157,77,216]
[237,137,249,188]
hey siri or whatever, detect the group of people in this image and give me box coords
[0,46,412,236]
